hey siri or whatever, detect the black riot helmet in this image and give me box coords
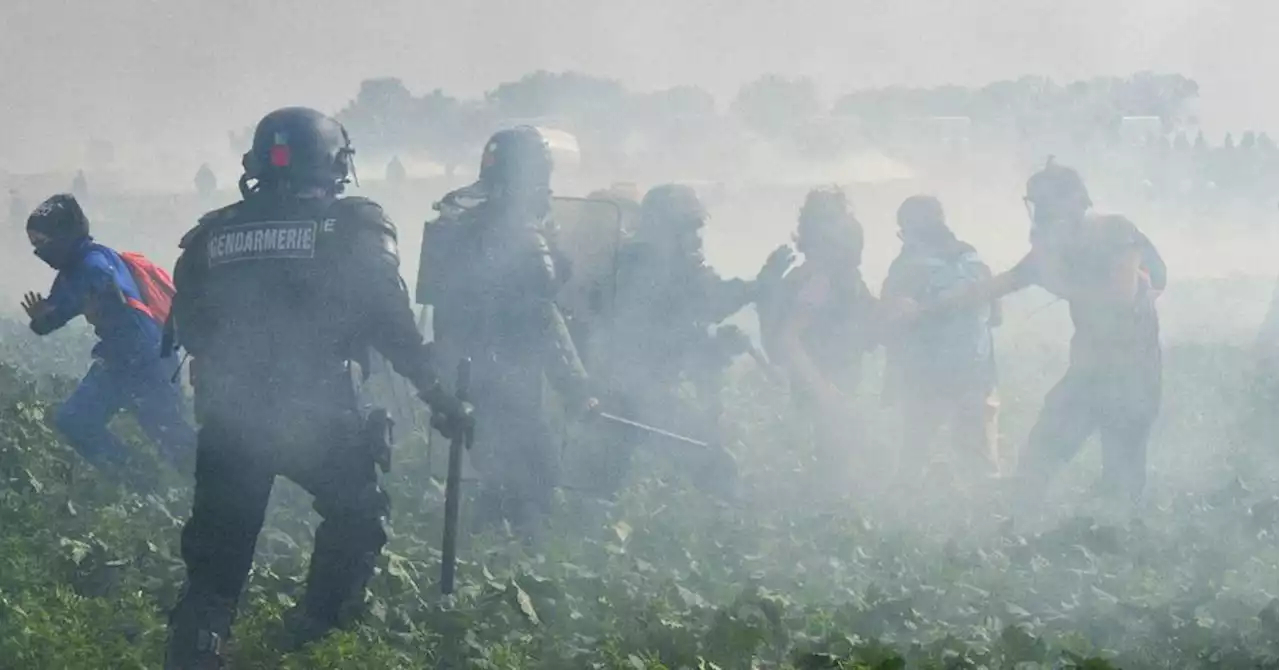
[636,183,707,249]
[478,126,553,199]
[240,107,355,198]
[639,184,706,229]
[1024,157,1091,234]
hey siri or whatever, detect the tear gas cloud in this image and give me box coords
[0,0,1275,538]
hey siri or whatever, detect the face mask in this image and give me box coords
[32,237,81,270]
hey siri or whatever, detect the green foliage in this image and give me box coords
[0,298,1275,669]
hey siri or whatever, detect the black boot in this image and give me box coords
[290,513,385,648]
[164,587,235,670]
[278,603,338,652]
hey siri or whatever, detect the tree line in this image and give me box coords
[226,70,1207,175]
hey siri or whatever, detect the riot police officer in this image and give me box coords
[591,184,755,494]
[163,107,470,669]
[418,125,593,543]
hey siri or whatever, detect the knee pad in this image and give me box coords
[314,481,390,528]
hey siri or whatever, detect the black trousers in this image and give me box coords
[1020,355,1162,500]
[469,389,559,536]
[175,409,387,627]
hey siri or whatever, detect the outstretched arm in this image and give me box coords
[29,254,118,335]
[777,274,837,398]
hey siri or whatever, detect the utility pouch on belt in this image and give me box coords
[363,407,395,474]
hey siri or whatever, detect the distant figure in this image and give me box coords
[1193,131,1207,151]
[70,170,88,200]
[1241,131,1258,150]
[21,194,194,473]
[9,190,26,227]
[385,156,406,183]
[194,163,217,197]
[1223,133,1236,151]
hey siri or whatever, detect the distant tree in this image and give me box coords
[1113,72,1199,124]
[333,79,481,176]
[830,72,1201,147]
[624,85,719,160]
[730,74,821,138]
[335,77,420,153]
[483,70,627,122]
[482,70,632,170]
[637,85,717,119]
[418,89,478,177]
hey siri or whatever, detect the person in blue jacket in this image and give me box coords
[21,193,194,471]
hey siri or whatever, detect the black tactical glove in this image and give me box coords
[420,383,475,441]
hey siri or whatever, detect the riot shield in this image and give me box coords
[550,196,625,371]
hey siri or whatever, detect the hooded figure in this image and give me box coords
[880,195,1001,485]
[22,193,194,472]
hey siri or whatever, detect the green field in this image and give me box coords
[0,276,1275,669]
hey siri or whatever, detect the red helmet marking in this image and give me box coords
[269,145,291,167]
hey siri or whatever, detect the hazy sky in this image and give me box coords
[1,0,1275,179]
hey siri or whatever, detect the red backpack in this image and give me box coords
[119,251,176,326]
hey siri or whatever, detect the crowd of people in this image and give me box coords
[8,105,1228,670]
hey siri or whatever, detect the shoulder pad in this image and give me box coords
[182,201,244,248]
[197,201,242,225]
[331,196,397,239]
[435,185,488,218]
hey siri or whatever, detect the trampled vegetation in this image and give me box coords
[0,282,1276,669]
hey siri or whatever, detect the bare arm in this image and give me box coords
[777,274,837,396]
